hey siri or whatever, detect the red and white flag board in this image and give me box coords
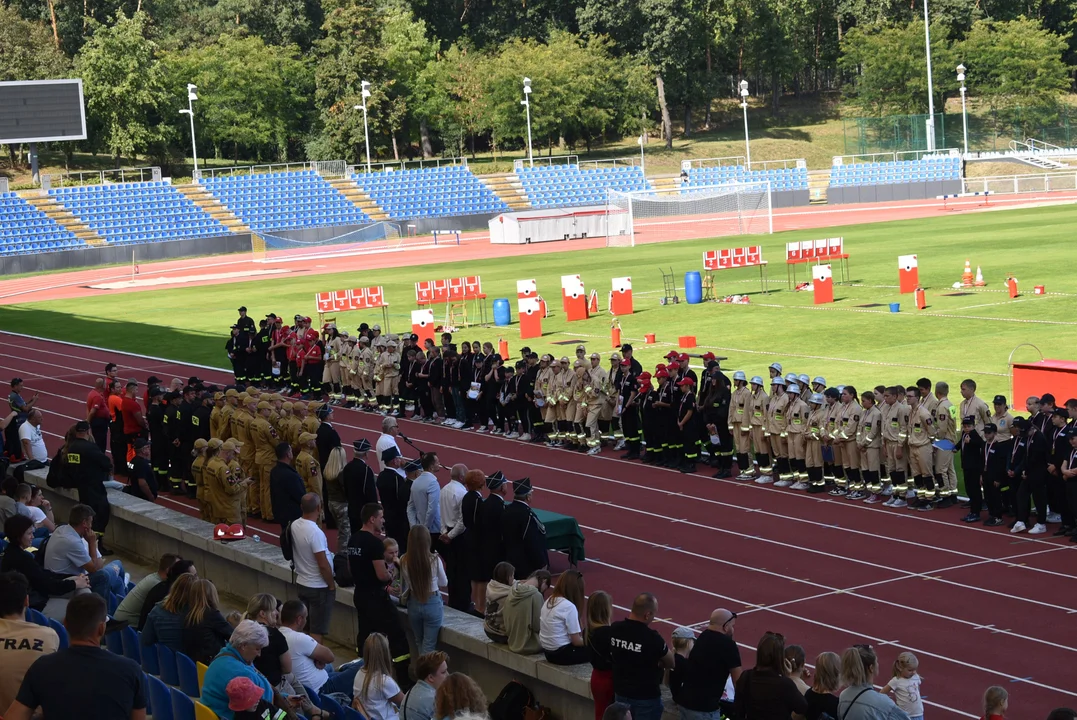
[410,309,435,347]
[517,279,537,299]
[518,297,543,339]
[812,264,833,305]
[898,254,919,294]
[611,276,633,316]
[561,274,588,322]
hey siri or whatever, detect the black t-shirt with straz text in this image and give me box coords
[608,618,668,699]
[347,530,388,592]
[16,645,146,720]
[679,628,743,711]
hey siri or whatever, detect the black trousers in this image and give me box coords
[1047,474,1067,522]
[544,644,589,665]
[964,464,985,514]
[1066,479,1077,528]
[1017,474,1048,524]
[109,420,126,474]
[417,385,434,417]
[440,533,472,612]
[354,589,409,661]
[984,473,1005,518]
[78,485,111,533]
[90,417,109,452]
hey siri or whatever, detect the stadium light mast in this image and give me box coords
[957,64,969,155]
[178,84,199,181]
[739,80,751,166]
[923,0,936,151]
[637,135,645,175]
[353,81,373,173]
[522,77,534,168]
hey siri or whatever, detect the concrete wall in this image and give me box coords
[828,180,963,205]
[32,473,597,720]
[0,233,251,275]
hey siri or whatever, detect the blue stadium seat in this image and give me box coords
[204,170,370,231]
[0,193,83,256]
[351,165,509,220]
[516,164,651,209]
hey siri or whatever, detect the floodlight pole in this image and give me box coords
[638,135,645,175]
[923,0,936,151]
[359,81,372,173]
[522,78,534,168]
[179,84,199,181]
[957,64,969,156]
[739,80,751,167]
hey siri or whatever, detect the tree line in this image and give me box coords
[1,0,1074,170]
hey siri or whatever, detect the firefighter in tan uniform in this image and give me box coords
[206,439,251,526]
[232,395,256,483]
[302,402,322,436]
[933,381,959,507]
[250,400,279,520]
[565,360,584,450]
[765,377,790,484]
[784,384,810,489]
[880,386,912,508]
[585,353,609,455]
[905,386,937,510]
[219,390,238,441]
[990,395,1015,442]
[805,393,828,493]
[747,376,771,481]
[856,391,883,502]
[190,438,210,519]
[296,432,322,495]
[959,379,992,438]
[832,386,862,496]
[355,336,376,408]
[278,401,301,453]
[209,394,226,440]
[822,388,842,487]
[604,354,622,446]
[224,439,249,527]
[374,337,396,413]
[533,355,553,442]
[325,328,346,402]
[547,358,569,447]
[729,372,752,479]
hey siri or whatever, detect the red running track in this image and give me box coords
[3,330,1077,718]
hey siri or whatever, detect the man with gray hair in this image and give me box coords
[376,415,401,472]
[439,463,469,611]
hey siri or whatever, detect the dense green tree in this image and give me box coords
[75,11,170,165]
[379,3,438,158]
[0,4,71,81]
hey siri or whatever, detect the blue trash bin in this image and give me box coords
[685,271,703,305]
[493,298,512,326]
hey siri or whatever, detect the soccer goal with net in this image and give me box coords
[251,221,403,262]
[605,181,773,247]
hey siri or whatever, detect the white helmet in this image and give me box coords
[798,374,810,385]
[788,383,801,394]
[750,376,764,386]
[771,377,786,387]
[769,362,783,374]
[809,392,825,404]
[733,370,747,382]
[812,376,826,387]
[785,373,797,384]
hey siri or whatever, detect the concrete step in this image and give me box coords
[480,173,531,211]
[175,183,251,232]
[19,191,107,246]
[329,177,390,221]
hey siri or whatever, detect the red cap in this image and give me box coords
[678,353,690,362]
[303,316,312,323]
[655,369,670,379]
[702,352,716,361]
[655,363,667,372]
[637,372,652,382]
[620,359,631,366]
[665,351,679,359]
[678,377,696,386]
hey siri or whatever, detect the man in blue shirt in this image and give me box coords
[407,453,442,534]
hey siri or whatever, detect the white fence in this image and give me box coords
[964,171,1077,195]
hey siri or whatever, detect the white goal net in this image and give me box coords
[605,181,773,247]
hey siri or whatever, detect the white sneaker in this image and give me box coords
[905,490,917,500]
[1010,521,1028,534]
[587,447,601,455]
[441,418,454,426]
[453,420,465,428]
[477,427,488,433]
[506,432,520,439]
[882,497,895,507]
[755,475,774,484]
[890,498,907,508]
[1046,512,1062,524]
[614,440,627,451]
[774,479,793,487]
[880,486,893,497]
[1029,523,1048,535]
[519,433,532,442]
[790,481,809,490]
[864,494,881,504]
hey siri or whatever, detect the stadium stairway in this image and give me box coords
[808,170,831,204]
[19,191,105,246]
[326,177,389,221]
[650,175,682,194]
[175,183,250,234]
[479,173,531,211]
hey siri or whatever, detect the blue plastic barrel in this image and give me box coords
[889,302,900,313]
[685,271,703,304]
[493,298,512,326]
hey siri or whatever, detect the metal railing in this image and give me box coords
[682,156,746,170]
[964,171,1077,195]
[578,156,643,170]
[747,158,806,171]
[514,155,580,171]
[50,166,162,187]
[832,149,960,166]
[353,157,469,175]
[198,161,314,180]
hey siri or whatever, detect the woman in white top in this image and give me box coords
[402,525,447,654]
[354,632,405,720]
[539,569,587,665]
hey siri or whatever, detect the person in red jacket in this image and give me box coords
[301,341,325,399]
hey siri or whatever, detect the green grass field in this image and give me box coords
[2,202,1076,402]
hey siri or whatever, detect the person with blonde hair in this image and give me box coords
[587,591,614,720]
[981,686,1008,720]
[354,632,405,720]
[838,645,907,720]
[402,524,447,654]
[884,651,923,720]
[804,652,841,720]
[540,568,587,665]
[323,445,351,549]
[433,673,486,720]
[182,578,235,663]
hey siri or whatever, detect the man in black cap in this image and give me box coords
[959,416,985,523]
[146,387,170,490]
[480,471,508,584]
[177,385,199,497]
[376,448,412,551]
[315,404,341,473]
[236,306,256,334]
[255,318,272,387]
[123,437,157,501]
[65,421,115,552]
[501,477,548,580]
[342,438,378,541]
[981,423,1008,526]
[226,325,246,383]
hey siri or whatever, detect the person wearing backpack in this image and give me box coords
[836,645,909,720]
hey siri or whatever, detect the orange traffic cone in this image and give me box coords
[1007,277,1018,298]
[588,289,599,314]
[974,266,986,287]
[961,260,973,287]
